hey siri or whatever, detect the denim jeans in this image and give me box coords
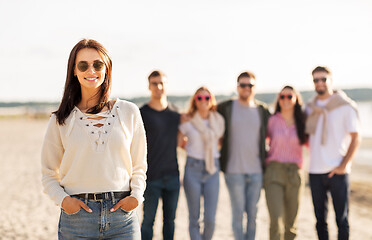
[58,196,140,240]
[183,157,220,240]
[141,175,180,240]
[309,173,350,240]
[225,173,263,240]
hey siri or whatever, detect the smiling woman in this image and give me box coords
[179,86,225,240]
[75,49,106,97]
[264,85,307,240]
[41,39,147,239]
[54,39,113,124]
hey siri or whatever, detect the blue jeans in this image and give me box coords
[58,196,140,240]
[141,175,180,240]
[309,173,350,240]
[183,157,220,240]
[225,173,263,240]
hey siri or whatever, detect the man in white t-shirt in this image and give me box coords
[305,66,361,240]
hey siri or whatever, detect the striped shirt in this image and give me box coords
[266,113,303,168]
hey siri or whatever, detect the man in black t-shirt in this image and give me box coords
[140,70,180,240]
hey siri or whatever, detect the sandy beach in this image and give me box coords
[0,118,371,240]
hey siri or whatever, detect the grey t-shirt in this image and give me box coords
[227,100,262,174]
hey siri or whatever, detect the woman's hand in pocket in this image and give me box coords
[62,196,92,214]
[110,196,138,212]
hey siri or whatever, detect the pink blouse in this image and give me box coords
[266,113,303,168]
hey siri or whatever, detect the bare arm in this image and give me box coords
[328,132,361,178]
[178,131,187,149]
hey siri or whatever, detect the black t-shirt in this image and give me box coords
[140,103,180,181]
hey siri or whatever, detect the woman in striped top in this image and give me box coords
[264,85,307,240]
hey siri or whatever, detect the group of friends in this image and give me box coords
[41,39,360,240]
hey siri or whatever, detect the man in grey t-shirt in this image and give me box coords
[217,71,270,240]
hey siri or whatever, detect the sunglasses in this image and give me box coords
[76,60,105,72]
[239,83,255,88]
[279,94,293,100]
[150,82,164,87]
[313,77,327,83]
[195,95,211,101]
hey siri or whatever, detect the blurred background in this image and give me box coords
[1,0,372,135]
[1,1,372,239]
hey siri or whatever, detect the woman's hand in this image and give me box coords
[110,196,139,212]
[61,196,92,214]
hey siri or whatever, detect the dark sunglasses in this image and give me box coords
[76,60,105,72]
[313,77,327,83]
[195,95,211,101]
[239,83,254,88]
[279,94,293,100]
[150,82,164,87]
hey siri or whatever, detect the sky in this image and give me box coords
[1,0,372,102]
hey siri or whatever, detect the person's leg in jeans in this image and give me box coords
[225,173,245,240]
[107,199,141,240]
[310,173,329,240]
[184,157,204,240]
[202,169,220,240]
[162,175,180,240]
[141,180,162,240]
[329,174,350,240]
[245,173,263,240]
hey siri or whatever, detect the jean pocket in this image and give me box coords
[119,207,132,215]
[62,208,82,216]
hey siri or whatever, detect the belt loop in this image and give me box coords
[111,192,115,204]
[104,192,109,200]
[85,193,88,205]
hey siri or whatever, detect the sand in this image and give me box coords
[0,118,371,240]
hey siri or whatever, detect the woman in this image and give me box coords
[264,86,307,240]
[179,86,225,240]
[41,39,147,239]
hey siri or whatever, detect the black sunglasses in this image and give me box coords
[76,60,105,72]
[239,83,254,88]
[150,82,164,87]
[313,77,327,83]
[279,94,293,100]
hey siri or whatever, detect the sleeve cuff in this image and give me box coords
[130,191,144,205]
[56,192,70,207]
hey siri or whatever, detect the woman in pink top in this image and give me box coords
[264,86,307,240]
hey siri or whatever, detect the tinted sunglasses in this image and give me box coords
[76,60,105,72]
[239,83,254,88]
[279,94,293,100]
[195,95,211,101]
[313,77,327,83]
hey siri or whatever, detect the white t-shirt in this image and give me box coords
[179,120,220,160]
[307,98,360,174]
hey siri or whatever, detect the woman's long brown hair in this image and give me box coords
[53,39,113,125]
[275,85,308,145]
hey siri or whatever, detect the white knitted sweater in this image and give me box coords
[41,99,147,207]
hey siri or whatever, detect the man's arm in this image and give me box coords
[328,132,361,178]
